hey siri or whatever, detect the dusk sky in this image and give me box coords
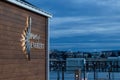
[27,0,120,52]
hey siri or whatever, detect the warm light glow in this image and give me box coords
[21,42,25,47]
[26,17,28,27]
[20,16,44,60]
[20,16,31,60]
[22,46,26,51]
[21,34,25,41]
[23,31,26,36]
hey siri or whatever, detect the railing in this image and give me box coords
[50,60,120,80]
[50,71,120,80]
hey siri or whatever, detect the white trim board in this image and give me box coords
[6,0,52,18]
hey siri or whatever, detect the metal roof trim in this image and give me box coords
[6,0,52,18]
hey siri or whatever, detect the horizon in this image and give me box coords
[50,49,120,53]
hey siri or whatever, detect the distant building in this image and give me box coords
[66,58,85,72]
[86,58,120,72]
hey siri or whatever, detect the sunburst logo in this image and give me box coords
[21,16,32,61]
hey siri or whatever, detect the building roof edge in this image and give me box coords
[6,0,52,18]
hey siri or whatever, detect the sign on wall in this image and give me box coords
[21,16,44,60]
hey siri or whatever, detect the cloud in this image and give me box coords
[27,0,120,18]
[70,0,120,7]
[68,0,120,16]
[50,16,120,38]
[51,16,120,26]
[26,0,120,51]
[51,42,120,51]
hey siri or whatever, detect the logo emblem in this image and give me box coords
[21,16,32,60]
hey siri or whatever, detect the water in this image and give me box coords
[49,71,120,80]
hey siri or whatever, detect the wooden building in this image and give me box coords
[0,0,52,80]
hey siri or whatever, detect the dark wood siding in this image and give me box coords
[0,1,48,80]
